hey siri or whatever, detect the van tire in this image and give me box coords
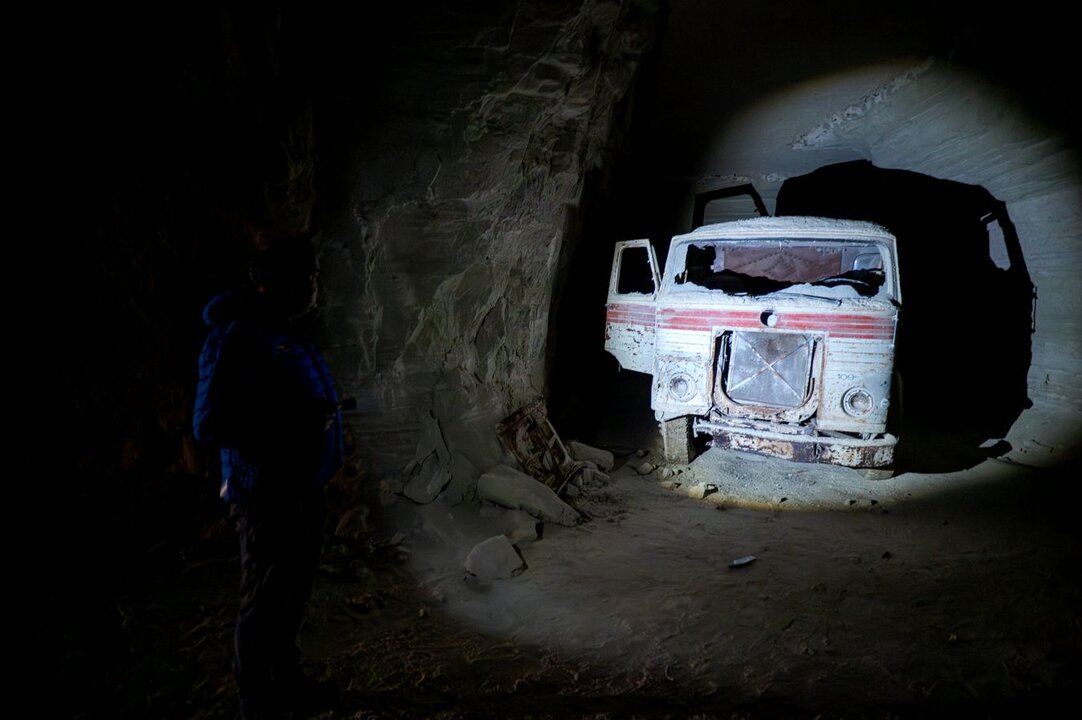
[661,416,694,465]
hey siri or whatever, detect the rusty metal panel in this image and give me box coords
[496,400,584,493]
[717,432,802,461]
[708,426,896,468]
[605,303,656,373]
[818,439,895,468]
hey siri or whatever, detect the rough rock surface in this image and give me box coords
[326,1,660,495]
[567,440,615,471]
[477,464,580,527]
[464,534,526,582]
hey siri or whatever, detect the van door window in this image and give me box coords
[617,245,657,294]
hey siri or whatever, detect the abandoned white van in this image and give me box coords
[605,216,902,475]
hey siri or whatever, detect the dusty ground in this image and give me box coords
[47,376,1081,719]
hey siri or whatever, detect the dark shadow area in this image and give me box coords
[545,4,674,446]
[776,160,1036,473]
[546,182,669,447]
[692,183,769,227]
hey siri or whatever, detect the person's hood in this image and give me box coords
[201,290,245,328]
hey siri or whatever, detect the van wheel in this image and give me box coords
[661,416,694,465]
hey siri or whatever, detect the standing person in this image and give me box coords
[193,232,343,720]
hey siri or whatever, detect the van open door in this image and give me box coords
[604,239,660,373]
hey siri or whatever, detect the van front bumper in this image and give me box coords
[693,417,896,469]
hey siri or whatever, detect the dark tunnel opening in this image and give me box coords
[775,160,1036,472]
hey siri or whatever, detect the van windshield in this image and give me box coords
[672,239,888,299]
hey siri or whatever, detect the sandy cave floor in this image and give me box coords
[57,414,1082,720]
[48,372,1082,720]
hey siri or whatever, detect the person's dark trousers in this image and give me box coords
[231,484,327,720]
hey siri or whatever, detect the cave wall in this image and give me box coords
[311,1,659,501]
[38,1,659,566]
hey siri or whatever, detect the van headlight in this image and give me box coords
[842,387,874,417]
[668,373,695,402]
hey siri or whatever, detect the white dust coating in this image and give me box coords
[476,465,581,527]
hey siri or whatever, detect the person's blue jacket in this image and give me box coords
[193,291,344,503]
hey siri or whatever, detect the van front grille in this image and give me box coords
[724,331,812,408]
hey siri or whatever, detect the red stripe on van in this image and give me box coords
[606,303,656,325]
[657,308,895,339]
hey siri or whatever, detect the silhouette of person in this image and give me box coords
[193,230,343,719]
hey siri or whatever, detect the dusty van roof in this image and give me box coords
[682,215,895,240]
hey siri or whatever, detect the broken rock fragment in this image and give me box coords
[464,535,526,582]
[579,466,610,487]
[400,410,454,503]
[477,464,580,526]
[636,461,656,475]
[567,441,615,472]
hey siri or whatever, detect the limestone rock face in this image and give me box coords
[567,440,615,472]
[477,465,580,527]
[400,411,454,504]
[322,2,660,496]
